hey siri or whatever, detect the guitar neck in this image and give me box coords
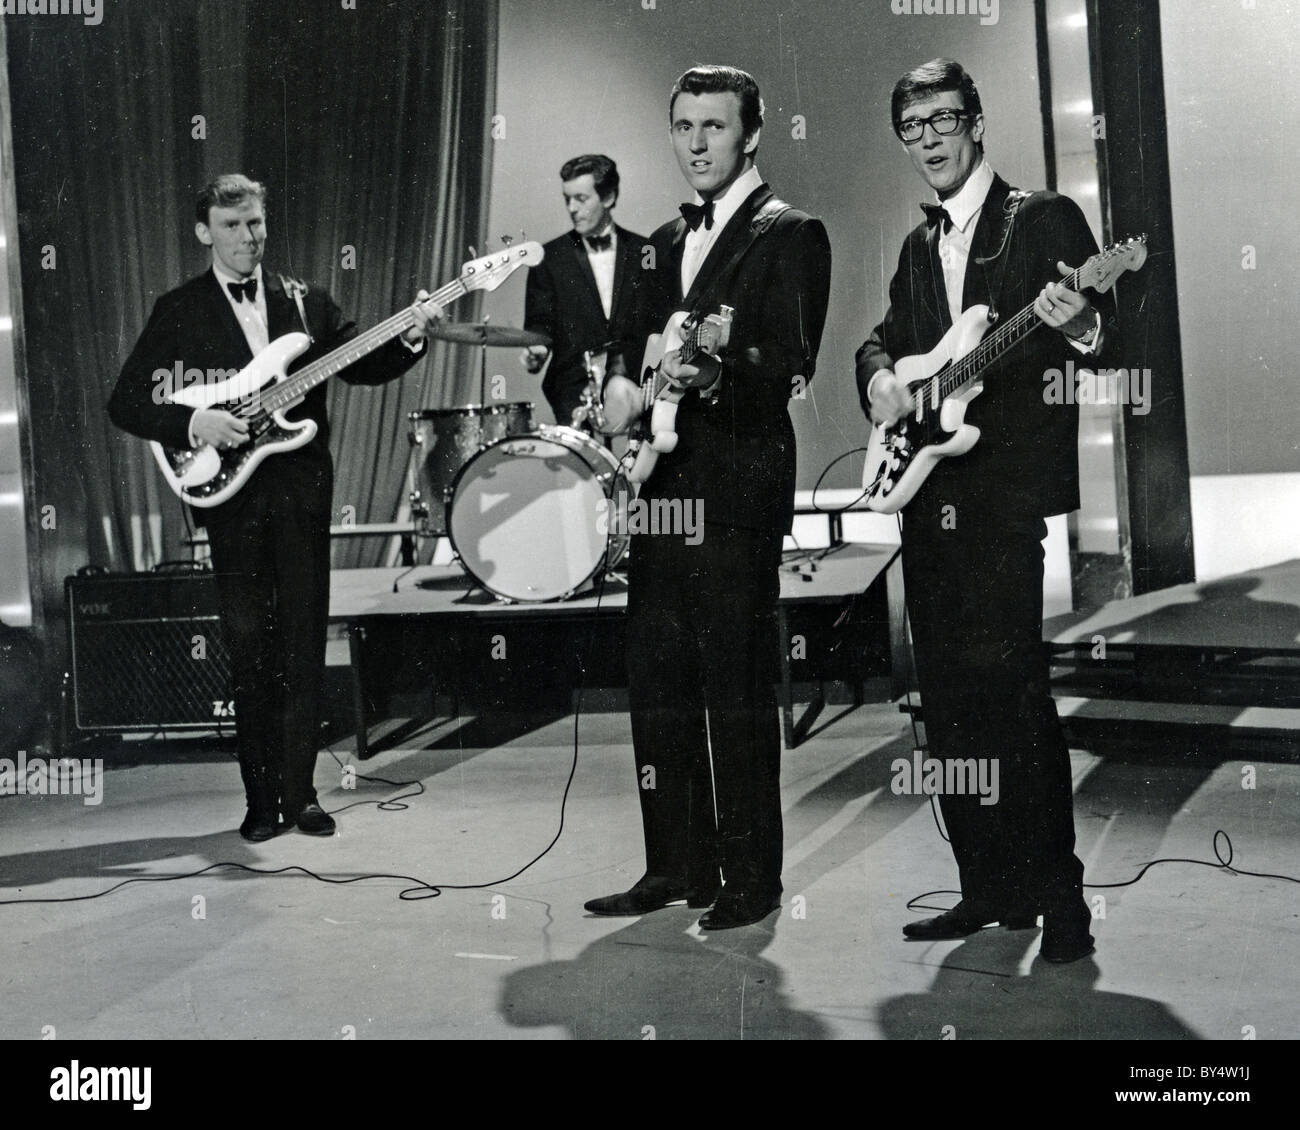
[642,320,713,407]
[940,265,1083,400]
[260,277,468,411]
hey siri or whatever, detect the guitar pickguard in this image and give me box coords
[162,405,313,503]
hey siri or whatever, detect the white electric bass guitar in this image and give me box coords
[861,235,1147,513]
[149,241,543,507]
[624,305,733,484]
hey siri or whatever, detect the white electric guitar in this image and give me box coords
[149,241,543,507]
[624,305,733,484]
[861,236,1147,513]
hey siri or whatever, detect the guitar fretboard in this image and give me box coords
[258,277,469,412]
[928,265,1084,404]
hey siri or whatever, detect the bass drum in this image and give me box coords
[446,425,630,602]
[408,402,534,535]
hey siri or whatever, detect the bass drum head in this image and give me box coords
[447,426,627,602]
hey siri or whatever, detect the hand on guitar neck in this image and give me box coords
[599,305,732,440]
[660,347,721,392]
[861,235,1147,514]
[598,346,720,435]
[188,290,445,452]
[144,242,537,508]
[869,260,1100,429]
[402,288,447,344]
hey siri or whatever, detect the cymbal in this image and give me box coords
[431,321,551,348]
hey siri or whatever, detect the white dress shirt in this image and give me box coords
[583,226,616,320]
[937,158,996,326]
[681,164,763,295]
[212,261,270,355]
[189,263,268,446]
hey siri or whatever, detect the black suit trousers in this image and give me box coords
[901,508,1084,911]
[205,476,331,818]
[625,524,784,896]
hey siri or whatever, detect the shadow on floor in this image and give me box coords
[498,907,829,1040]
[878,930,1201,1039]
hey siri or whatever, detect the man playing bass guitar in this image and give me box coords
[109,174,443,842]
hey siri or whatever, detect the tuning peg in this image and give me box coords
[468,245,478,259]
[501,235,514,247]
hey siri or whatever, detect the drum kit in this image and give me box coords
[407,319,630,602]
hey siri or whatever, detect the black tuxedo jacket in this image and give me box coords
[109,268,422,522]
[524,225,651,415]
[855,174,1121,521]
[638,185,832,535]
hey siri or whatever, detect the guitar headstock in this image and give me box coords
[1077,235,1148,294]
[459,240,545,293]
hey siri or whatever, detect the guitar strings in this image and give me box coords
[226,278,468,423]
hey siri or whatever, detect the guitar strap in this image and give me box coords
[277,273,314,344]
[628,198,793,423]
[974,187,1031,323]
[685,196,793,322]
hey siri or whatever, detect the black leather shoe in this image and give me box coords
[584,875,713,916]
[239,811,278,843]
[903,900,1036,940]
[294,803,336,836]
[1040,902,1095,963]
[698,890,781,930]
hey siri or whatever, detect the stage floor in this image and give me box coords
[1,702,1296,1040]
[1046,557,1300,652]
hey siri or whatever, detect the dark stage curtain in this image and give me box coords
[245,2,497,567]
[6,0,497,609]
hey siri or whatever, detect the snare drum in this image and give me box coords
[446,425,631,602]
[408,402,534,535]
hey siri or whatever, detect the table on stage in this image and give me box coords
[328,541,904,757]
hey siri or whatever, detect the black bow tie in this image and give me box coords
[679,199,716,232]
[227,277,258,303]
[585,232,612,252]
[921,203,953,234]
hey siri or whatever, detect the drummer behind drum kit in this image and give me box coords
[408,320,631,604]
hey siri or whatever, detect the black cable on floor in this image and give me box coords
[904,830,1300,916]
[0,449,627,908]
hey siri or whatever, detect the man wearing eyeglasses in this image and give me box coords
[856,59,1120,963]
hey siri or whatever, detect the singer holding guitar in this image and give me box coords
[109,174,443,842]
[855,60,1121,961]
[590,66,831,930]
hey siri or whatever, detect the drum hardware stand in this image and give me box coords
[477,317,490,408]
[405,412,430,536]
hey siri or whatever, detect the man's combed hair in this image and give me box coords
[559,154,620,203]
[196,174,267,224]
[891,58,983,135]
[670,65,764,138]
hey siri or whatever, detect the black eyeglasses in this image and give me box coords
[897,110,972,144]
